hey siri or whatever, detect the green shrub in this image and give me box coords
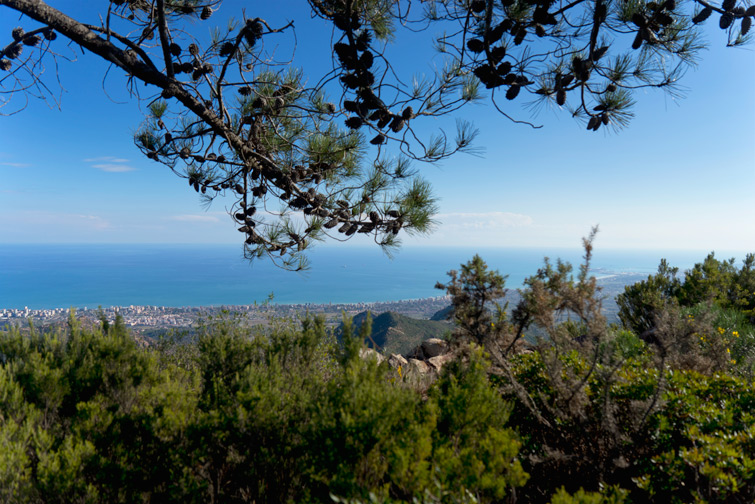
[429,346,528,503]
[0,310,530,503]
[548,486,628,504]
[617,259,681,336]
[501,350,755,503]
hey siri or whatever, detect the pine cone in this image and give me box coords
[390,117,405,133]
[592,45,609,60]
[497,61,512,76]
[514,28,526,45]
[486,24,506,44]
[489,46,506,64]
[467,38,485,53]
[470,0,486,13]
[692,7,713,24]
[359,51,374,69]
[334,43,357,68]
[370,133,386,145]
[355,30,371,51]
[345,117,363,129]
[23,35,40,47]
[333,13,350,31]
[742,16,752,35]
[720,12,734,29]
[340,73,360,89]
[556,89,566,106]
[377,114,392,129]
[220,42,235,57]
[631,31,643,49]
[506,85,520,100]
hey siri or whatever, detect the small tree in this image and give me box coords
[616,258,681,336]
[436,254,508,346]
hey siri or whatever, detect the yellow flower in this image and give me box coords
[718,327,725,335]
[726,348,730,354]
[733,331,739,337]
[731,359,737,365]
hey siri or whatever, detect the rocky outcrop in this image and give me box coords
[387,353,408,369]
[378,337,458,381]
[407,358,431,375]
[427,353,455,372]
[421,338,448,358]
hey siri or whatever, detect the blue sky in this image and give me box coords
[1,0,754,255]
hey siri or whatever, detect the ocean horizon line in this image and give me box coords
[2,244,750,311]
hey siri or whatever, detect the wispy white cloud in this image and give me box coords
[9,211,111,230]
[71,214,112,230]
[0,162,32,168]
[436,212,534,229]
[92,163,136,173]
[83,156,130,163]
[168,214,221,223]
[85,156,135,172]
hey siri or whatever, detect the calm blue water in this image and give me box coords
[0,244,744,309]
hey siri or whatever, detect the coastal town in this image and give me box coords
[0,273,645,335]
[0,296,454,333]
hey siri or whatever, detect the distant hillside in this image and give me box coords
[430,305,452,321]
[349,311,451,356]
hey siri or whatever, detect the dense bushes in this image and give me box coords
[501,351,755,502]
[2,246,754,503]
[0,312,527,503]
[617,253,755,375]
[435,234,755,502]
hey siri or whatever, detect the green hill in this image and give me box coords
[430,305,453,321]
[350,311,451,356]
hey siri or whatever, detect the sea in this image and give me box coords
[0,244,746,310]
